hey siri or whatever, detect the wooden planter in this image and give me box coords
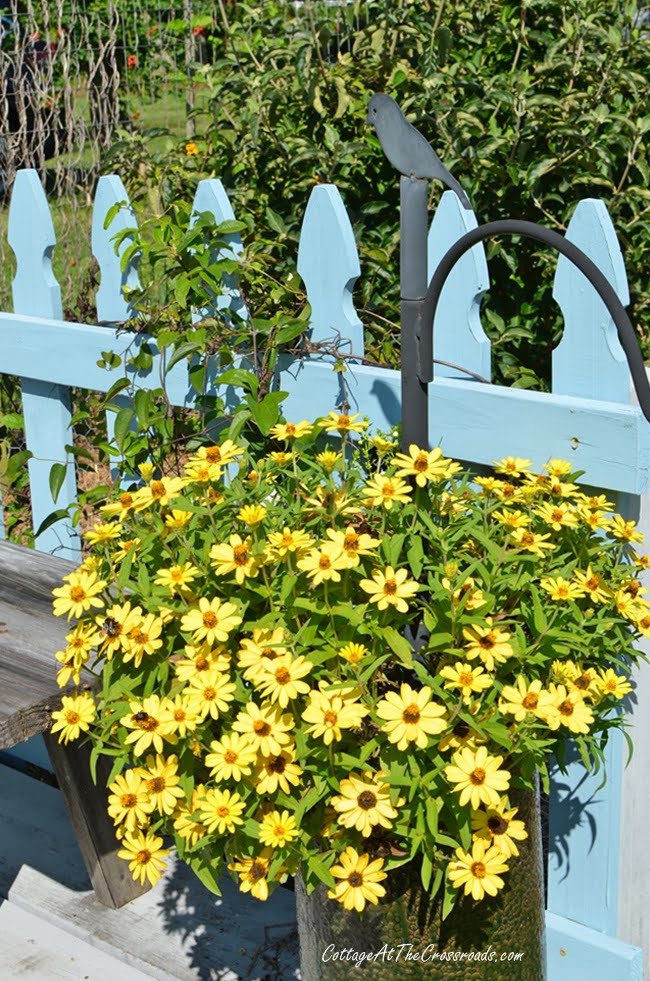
[296,785,545,981]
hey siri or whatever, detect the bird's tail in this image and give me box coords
[439,167,472,211]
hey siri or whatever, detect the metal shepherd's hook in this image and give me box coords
[367,93,650,451]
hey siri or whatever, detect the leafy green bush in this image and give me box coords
[108,0,650,388]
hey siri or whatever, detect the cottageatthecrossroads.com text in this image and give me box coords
[321,943,526,968]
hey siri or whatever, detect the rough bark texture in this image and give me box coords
[296,786,545,981]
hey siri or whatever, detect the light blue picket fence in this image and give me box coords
[0,167,648,979]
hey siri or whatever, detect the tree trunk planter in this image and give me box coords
[296,785,545,981]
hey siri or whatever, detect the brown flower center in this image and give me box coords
[262,648,279,660]
[224,750,238,764]
[487,815,509,835]
[586,576,600,591]
[357,791,377,810]
[202,612,218,628]
[250,861,267,881]
[69,586,86,602]
[64,710,80,725]
[520,532,535,546]
[120,493,134,507]
[402,704,420,724]
[151,480,166,498]
[319,555,332,570]
[348,871,363,887]
[204,447,221,463]
[459,672,474,687]
[121,793,138,808]
[274,667,291,685]
[136,849,152,865]
[414,454,429,472]
[324,711,338,726]
[381,483,395,497]
[522,693,539,709]
[471,861,486,878]
[216,805,230,818]
[470,768,486,785]
[267,755,286,773]
[254,720,272,737]
[195,657,210,671]
[383,578,398,595]
[149,777,166,794]
[174,709,186,721]
[203,688,216,701]
[558,699,574,716]
[343,533,359,550]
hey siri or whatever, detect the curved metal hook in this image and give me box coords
[420,219,650,423]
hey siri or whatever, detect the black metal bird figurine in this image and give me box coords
[367,93,471,210]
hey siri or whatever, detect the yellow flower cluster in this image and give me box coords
[49,421,646,911]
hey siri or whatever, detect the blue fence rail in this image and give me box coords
[0,168,647,979]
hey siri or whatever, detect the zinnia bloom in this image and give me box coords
[376,683,446,750]
[258,810,299,847]
[117,830,169,886]
[359,565,419,612]
[330,773,401,837]
[448,840,509,901]
[445,746,511,809]
[327,848,387,911]
[50,692,96,744]
[181,597,242,645]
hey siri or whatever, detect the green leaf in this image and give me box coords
[166,342,202,373]
[380,626,414,666]
[48,462,68,503]
[187,855,223,896]
[307,854,335,888]
[33,507,70,539]
[113,408,135,450]
[245,391,288,436]
[218,368,259,396]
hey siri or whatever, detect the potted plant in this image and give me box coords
[50,412,647,980]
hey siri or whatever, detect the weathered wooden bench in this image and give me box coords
[0,538,147,908]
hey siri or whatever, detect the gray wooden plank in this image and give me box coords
[0,764,300,980]
[0,540,81,748]
[0,900,154,980]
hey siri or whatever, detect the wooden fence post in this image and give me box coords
[8,170,79,560]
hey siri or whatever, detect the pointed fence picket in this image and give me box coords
[0,170,648,979]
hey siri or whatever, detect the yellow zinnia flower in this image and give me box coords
[445,746,511,809]
[154,562,200,593]
[315,450,341,470]
[319,411,369,434]
[548,684,594,734]
[493,456,532,478]
[439,662,493,703]
[296,543,349,585]
[52,569,107,620]
[173,786,208,846]
[608,515,644,543]
[181,596,242,645]
[330,773,401,837]
[327,848,387,911]
[183,669,237,720]
[164,694,200,737]
[499,677,559,725]
[302,683,368,744]
[539,576,585,602]
[50,692,96,744]
[84,521,123,546]
[448,840,509,901]
[233,701,293,757]
[463,619,514,671]
[509,527,556,556]
[359,565,419,612]
[572,565,611,604]
[258,810,299,847]
[107,769,154,831]
[133,475,185,508]
[237,504,267,526]
[326,524,380,567]
[229,849,274,901]
[362,474,412,509]
[338,641,368,664]
[198,787,245,834]
[210,534,261,584]
[597,668,632,700]
[270,420,313,441]
[254,747,302,794]
[118,830,169,886]
[121,694,175,756]
[193,439,244,467]
[391,444,450,486]
[376,682,446,750]
[205,732,258,781]
[237,628,288,681]
[255,655,312,708]
[122,612,164,667]
[471,797,528,858]
[265,527,314,558]
[136,753,184,815]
